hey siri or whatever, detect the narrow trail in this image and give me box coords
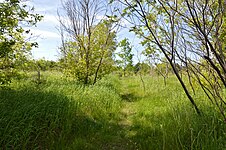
[118,82,137,129]
[119,102,135,130]
[101,82,141,150]
[117,79,141,133]
[102,103,138,150]
[118,101,139,146]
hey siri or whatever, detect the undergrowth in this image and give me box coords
[0,71,225,149]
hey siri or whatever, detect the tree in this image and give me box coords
[117,38,134,76]
[92,22,117,84]
[110,0,226,118]
[155,62,170,86]
[219,8,226,76]
[134,62,151,75]
[0,0,42,85]
[147,53,171,86]
[58,0,117,84]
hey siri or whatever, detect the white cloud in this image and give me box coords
[121,18,131,27]
[28,28,60,39]
[96,15,107,21]
[43,14,60,25]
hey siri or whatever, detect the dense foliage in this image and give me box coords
[60,22,117,84]
[116,38,134,76]
[0,0,42,85]
[58,0,118,84]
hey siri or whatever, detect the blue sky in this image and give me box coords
[27,0,62,60]
[24,0,142,62]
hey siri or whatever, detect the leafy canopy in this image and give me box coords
[0,0,42,85]
[60,21,117,84]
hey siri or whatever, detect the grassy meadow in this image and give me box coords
[0,71,225,149]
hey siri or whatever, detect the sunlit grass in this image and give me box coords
[0,71,122,149]
[0,71,225,149]
[119,76,226,150]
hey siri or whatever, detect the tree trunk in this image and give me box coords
[93,57,103,85]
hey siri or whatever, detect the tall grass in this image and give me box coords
[119,76,226,150]
[0,72,122,149]
[0,72,225,149]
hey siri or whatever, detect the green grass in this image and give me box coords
[119,76,226,149]
[0,71,225,149]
